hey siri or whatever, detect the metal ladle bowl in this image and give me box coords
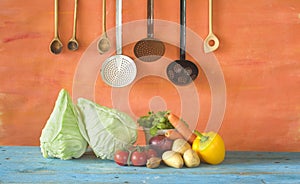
[133,0,165,62]
[101,55,137,87]
[101,0,136,87]
[134,38,165,62]
[167,59,198,86]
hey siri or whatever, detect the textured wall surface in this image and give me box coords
[0,0,299,151]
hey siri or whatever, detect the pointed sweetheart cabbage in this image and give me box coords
[40,89,88,160]
[77,98,137,160]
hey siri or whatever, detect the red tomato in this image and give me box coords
[145,148,158,159]
[131,151,147,166]
[114,150,129,166]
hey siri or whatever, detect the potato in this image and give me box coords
[162,151,184,168]
[183,149,200,168]
[172,138,191,155]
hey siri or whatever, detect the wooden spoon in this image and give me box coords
[97,0,111,54]
[49,0,63,54]
[67,0,79,51]
[203,0,219,53]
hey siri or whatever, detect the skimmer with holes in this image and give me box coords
[101,0,137,87]
[133,0,165,62]
[166,0,198,86]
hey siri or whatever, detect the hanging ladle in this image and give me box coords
[50,0,63,54]
[67,0,79,51]
[101,0,137,87]
[133,0,165,62]
[203,0,219,53]
[166,0,198,86]
[97,0,111,54]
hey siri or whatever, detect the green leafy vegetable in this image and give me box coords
[40,89,88,160]
[137,111,174,136]
[77,98,137,160]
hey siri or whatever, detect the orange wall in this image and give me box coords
[0,0,300,152]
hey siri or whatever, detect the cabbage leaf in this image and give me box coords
[77,98,137,160]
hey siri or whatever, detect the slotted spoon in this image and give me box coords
[166,0,198,86]
[133,0,165,62]
[101,0,137,87]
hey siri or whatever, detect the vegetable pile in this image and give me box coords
[40,89,226,169]
[114,113,226,168]
[167,113,226,165]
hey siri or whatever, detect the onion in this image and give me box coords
[149,135,173,155]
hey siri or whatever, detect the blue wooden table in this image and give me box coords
[0,146,299,183]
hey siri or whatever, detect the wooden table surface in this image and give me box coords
[0,146,299,184]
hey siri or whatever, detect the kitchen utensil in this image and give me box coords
[166,0,198,86]
[50,0,63,54]
[67,0,79,51]
[133,0,165,62]
[203,0,219,53]
[97,0,111,54]
[101,0,137,87]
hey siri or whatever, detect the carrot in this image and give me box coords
[167,113,197,144]
[165,129,184,140]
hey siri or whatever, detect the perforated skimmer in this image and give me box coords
[101,0,137,87]
[133,0,165,62]
[166,0,199,86]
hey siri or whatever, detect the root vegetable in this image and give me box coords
[167,113,197,144]
[146,157,162,169]
[162,151,184,169]
[172,139,191,155]
[183,149,200,168]
[165,129,184,140]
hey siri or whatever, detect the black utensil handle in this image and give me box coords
[147,0,154,38]
[180,0,186,60]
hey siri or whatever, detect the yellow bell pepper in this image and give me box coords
[192,130,225,165]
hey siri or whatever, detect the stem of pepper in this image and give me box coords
[194,130,209,142]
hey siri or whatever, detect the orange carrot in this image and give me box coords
[167,113,197,144]
[165,129,184,140]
